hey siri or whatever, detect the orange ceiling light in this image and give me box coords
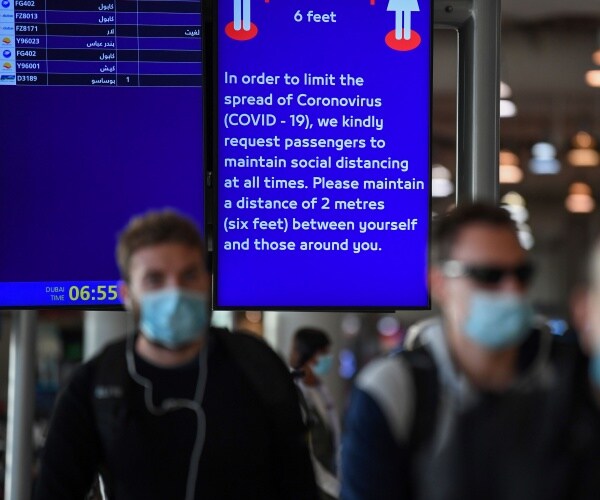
[565,182,595,213]
[567,132,599,167]
[499,150,523,183]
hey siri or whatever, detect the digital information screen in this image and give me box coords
[0,0,203,308]
[213,0,432,310]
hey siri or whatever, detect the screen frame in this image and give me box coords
[206,0,434,312]
[0,1,205,310]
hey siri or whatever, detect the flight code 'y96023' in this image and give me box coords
[17,38,40,44]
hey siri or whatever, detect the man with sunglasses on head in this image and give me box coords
[341,202,600,500]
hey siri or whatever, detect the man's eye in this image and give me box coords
[183,270,200,282]
[145,274,164,287]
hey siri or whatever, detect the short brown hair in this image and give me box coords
[116,209,205,281]
[433,202,518,263]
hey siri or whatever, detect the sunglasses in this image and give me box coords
[441,260,535,286]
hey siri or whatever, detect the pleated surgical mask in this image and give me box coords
[140,288,209,349]
[464,291,534,350]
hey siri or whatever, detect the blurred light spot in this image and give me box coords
[532,142,556,159]
[504,204,529,224]
[573,131,595,148]
[528,158,561,175]
[500,81,512,99]
[341,314,361,336]
[568,132,599,167]
[585,70,600,88]
[566,194,595,213]
[432,164,454,198]
[500,99,517,118]
[529,142,561,175]
[566,183,595,213]
[501,191,525,207]
[500,164,523,183]
[339,349,357,379]
[377,316,399,337]
[502,191,534,249]
[518,230,534,250]
[546,318,569,336]
[568,148,600,167]
[500,150,523,184]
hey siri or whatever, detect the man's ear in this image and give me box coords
[119,281,133,310]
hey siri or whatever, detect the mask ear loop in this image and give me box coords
[125,330,208,500]
[184,347,207,500]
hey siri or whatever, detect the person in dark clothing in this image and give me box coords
[289,328,341,499]
[576,240,600,391]
[341,202,600,500]
[35,209,317,500]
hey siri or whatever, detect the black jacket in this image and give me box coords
[35,328,318,499]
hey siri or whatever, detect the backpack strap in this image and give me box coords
[90,339,132,498]
[395,346,440,452]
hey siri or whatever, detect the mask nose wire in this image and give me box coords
[125,331,208,500]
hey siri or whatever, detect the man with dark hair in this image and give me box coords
[35,209,317,500]
[289,328,340,499]
[341,202,600,500]
[290,327,332,371]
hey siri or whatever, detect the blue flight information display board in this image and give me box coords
[213,0,432,310]
[0,0,203,308]
[0,0,201,86]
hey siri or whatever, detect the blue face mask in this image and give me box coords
[312,354,334,377]
[464,291,533,350]
[140,288,209,349]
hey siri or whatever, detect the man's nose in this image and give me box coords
[164,276,184,289]
[498,273,526,294]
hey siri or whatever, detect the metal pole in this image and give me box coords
[5,310,37,500]
[434,0,501,204]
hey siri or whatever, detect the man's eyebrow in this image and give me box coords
[181,263,203,274]
[143,270,164,280]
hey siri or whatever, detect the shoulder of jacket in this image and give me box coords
[88,337,128,364]
[214,328,284,363]
[214,329,295,393]
[404,317,442,350]
[355,355,416,443]
[85,338,130,398]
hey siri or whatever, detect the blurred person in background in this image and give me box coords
[567,281,590,347]
[341,202,600,500]
[290,327,341,500]
[577,240,600,392]
[35,209,317,500]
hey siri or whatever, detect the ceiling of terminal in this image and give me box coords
[431,0,600,202]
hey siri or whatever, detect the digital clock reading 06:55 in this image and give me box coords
[0,281,123,308]
[68,285,119,302]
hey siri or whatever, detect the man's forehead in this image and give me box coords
[129,243,205,272]
[450,223,525,263]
